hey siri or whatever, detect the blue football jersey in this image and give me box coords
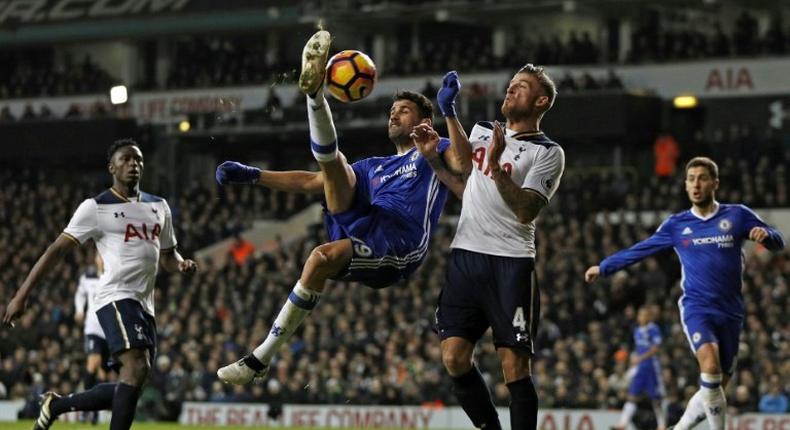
[634,322,662,373]
[600,203,785,319]
[349,138,451,251]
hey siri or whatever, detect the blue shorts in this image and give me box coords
[96,299,157,365]
[629,365,664,399]
[680,308,743,375]
[324,202,424,289]
[435,249,539,352]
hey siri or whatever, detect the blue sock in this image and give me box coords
[109,383,140,430]
[50,383,115,416]
[83,372,98,390]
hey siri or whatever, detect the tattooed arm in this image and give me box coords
[487,120,564,224]
[490,168,547,224]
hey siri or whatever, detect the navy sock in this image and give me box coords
[50,383,116,416]
[109,383,141,430]
[452,366,501,429]
[83,372,98,390]
[507,377,539,430]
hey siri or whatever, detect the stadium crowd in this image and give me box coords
[0,147,787,422]
[1,8,788,98]
[0,51,116,100]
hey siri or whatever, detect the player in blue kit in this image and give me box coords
[586,157,785,430]
[613,306,666,430]
[215,30,467,384]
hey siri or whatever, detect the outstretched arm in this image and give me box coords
[585,222,674,283]
[258,170,324,194]
[3,234,78,326]
[216,161,325,194]
[412,124,466,199]
[437,71,472,177]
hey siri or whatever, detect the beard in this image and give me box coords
[501,100,533,123]
[388,126,410,145]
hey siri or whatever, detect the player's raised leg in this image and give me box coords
[299,29,357,214]
[218,239,353,385]
[32,392,60,430]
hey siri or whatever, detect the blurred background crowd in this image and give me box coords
[0,138,787,422]
[1,7,788,99]
[1,0,789,426]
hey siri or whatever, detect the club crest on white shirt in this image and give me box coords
[541,176,554,191]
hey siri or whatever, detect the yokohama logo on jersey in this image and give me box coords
[691,234,734,248]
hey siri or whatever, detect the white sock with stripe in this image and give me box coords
[700,373,726,430]
[252,281,321,363]
[652,399,667,429]
[675,390,708,430]
[617,401,637,427]
[307,91,338,162]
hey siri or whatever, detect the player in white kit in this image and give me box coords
[432,66,564,430]
[2,139,197,430]
[74,253,108,424]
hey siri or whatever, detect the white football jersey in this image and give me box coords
[75,272,105,338]
[451,122,565,258]
[63,189,177,317]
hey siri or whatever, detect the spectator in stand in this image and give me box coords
[21,104,37,120]
[604,69,624,90]
[264,87,283,122]
[733,10,759,56]
[229,233,256,266]
[729,385,756,414]
[654,132,680,178]
[581,72,601,90]
[763,16,785,55]
[758,374,789,413]
[558,72,578,92]
[0,106,14,122]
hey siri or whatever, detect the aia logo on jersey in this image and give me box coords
[124,223,161,242]
[471,147,512,177]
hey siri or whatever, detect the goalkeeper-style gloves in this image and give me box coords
[215,161,261,185]
[437,70,461,118]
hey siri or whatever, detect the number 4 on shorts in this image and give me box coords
[512,306,527,331]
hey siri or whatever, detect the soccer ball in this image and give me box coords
[325,50,377,103]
